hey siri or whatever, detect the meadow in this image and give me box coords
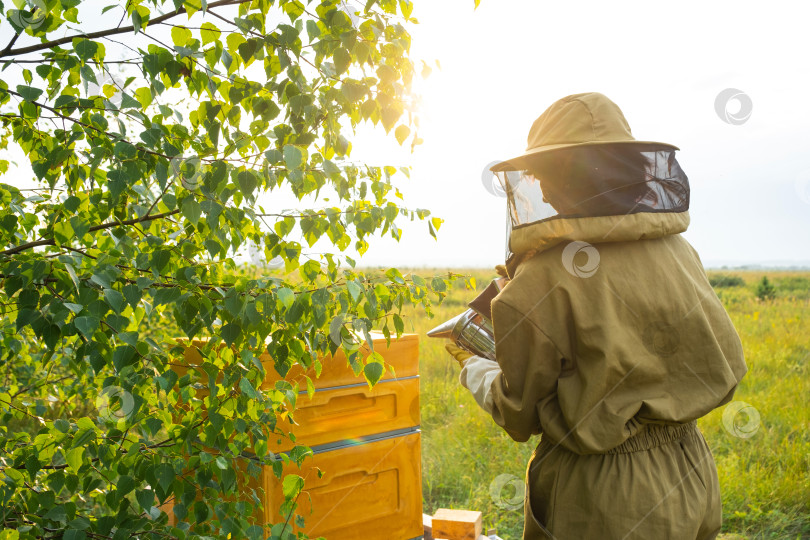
[8,264,804,538]
[406,269,809,539]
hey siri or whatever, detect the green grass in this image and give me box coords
[406,269,810,539]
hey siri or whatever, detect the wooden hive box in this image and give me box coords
[264,430,423,539]
[165,333,423,540]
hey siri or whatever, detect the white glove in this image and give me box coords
[459,355,501,414]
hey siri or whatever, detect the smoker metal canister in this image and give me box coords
[426,308,496,360]
[426,278,506,361]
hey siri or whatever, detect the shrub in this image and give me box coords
[0,2,443,538]
[775,276,810,292]
[709,274,746,288]
[756,276,777,301]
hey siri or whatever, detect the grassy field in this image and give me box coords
[403,269,809,539]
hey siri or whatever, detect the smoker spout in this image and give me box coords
[427,311,465,339]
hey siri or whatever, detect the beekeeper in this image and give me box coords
[447,92,747,539]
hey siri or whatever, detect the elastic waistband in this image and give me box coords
[606,420,698,454]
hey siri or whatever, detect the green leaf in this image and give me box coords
[132,8,144,33]
[15,85,43,102]
[72,38,98,62]
[171,26,192,47]
[200,22,221,44]
[25,454,40,478]
[136,489,155,511]
[155,463,174,493]
[117,475,136,497]
[44,505,67,523]
[333,48,351,75]
[43,324,61,350]
[284,301,304,324]
[431,277,447,292]
[283,145,303,170]
[133,87,152,109]
[113,141,137,160]
[80,64,97,85]
[64,263,80,292]
[281,474,304,499]
[346,280,362,303]
[395,125,410,145]
[385,268,405,284]
[151,249,171,273]
[275,287,294,310]
[153,287,181,306]
[104,289,126,314]
[181,197,202,225]
[305,19,320,40]
[122,284,142,308]
[221,321,241,346]
[364,361,384,386]
[54,419,70,433]
[239,377,259,399]
[393,313,404,335]
[193,501,209,522]
[112,345,137,371]
[74,316,99,338]
[322,159,341,177]
[237,169,257,199]
[400,0,414,18]
[226,33,246,56]
[66,447,84,473]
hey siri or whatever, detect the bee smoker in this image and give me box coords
[426,277,507,361]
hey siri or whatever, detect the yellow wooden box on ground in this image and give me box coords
[164,332,423,540]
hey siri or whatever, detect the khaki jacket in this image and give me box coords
[489,211,747,454]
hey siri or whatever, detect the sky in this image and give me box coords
[344,0,810,268]
[2,0,809,269]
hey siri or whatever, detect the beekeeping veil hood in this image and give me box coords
[492,92,690,277]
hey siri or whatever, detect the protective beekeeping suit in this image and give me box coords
[450,92,747,539]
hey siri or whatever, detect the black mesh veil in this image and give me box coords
[494,144,689,261]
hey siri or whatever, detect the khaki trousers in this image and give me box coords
[523,421,722,540]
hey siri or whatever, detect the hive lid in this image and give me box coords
[173,332,419,391]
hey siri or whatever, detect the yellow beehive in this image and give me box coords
[164,333,423,540]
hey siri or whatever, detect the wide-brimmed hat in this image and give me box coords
[491,92,679,172]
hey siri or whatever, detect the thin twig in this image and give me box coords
[0,209,179,256]
[0,0,251,58]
